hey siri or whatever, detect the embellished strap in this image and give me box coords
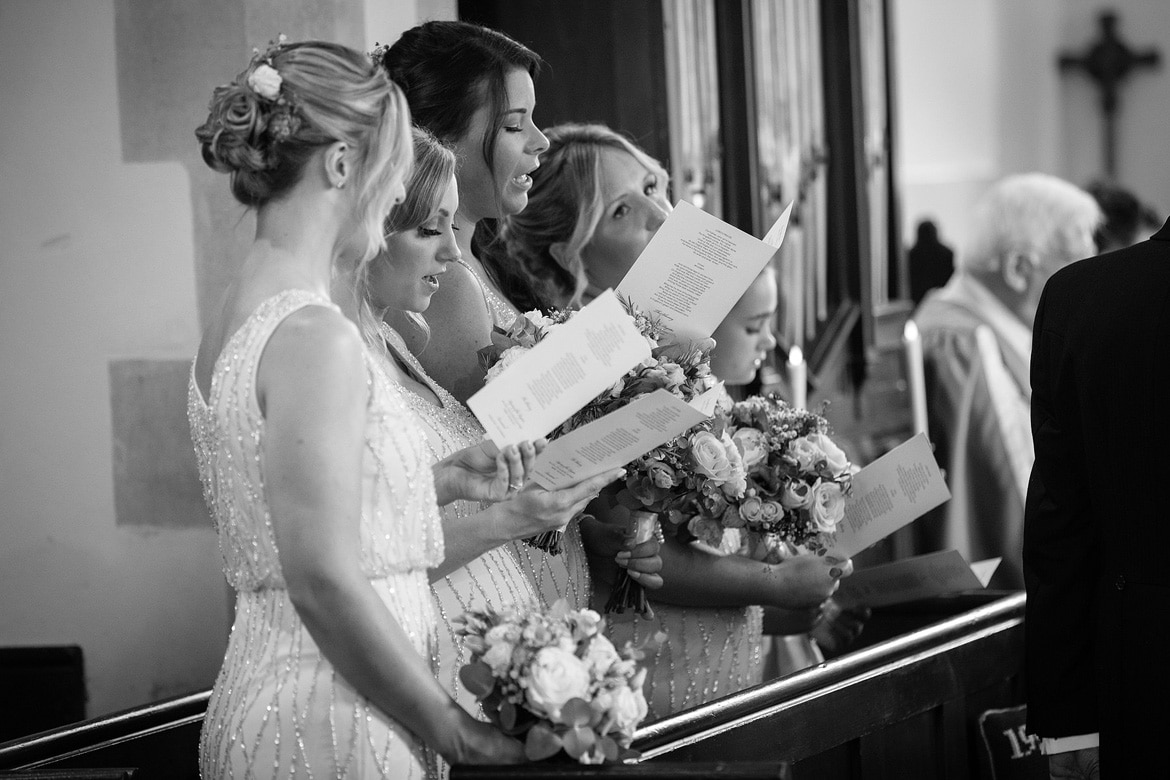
[455,258,519,330]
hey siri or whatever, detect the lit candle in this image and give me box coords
[787,345,807,409]
[903,320,928,435]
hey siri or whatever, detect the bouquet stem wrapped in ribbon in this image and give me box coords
[603,509,660,619]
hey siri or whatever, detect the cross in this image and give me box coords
[1059,10,1160,178]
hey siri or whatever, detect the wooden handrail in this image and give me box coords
[0,592,1025,778]
[632,591,1025,766]
[0,691,208,773]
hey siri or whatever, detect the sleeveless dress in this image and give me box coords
[606,585,764,723]
[189,290,443,779]
[604,387,765,722]
[454,259,593,612]
[375,323,539,715]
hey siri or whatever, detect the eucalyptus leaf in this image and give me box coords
[458,661,496,699]
[524,723,563,761]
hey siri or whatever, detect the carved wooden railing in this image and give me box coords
[0,592,1024,780]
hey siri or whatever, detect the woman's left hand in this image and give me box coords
[433,438,544,506]
[809,599,870,657]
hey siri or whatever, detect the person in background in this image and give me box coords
[190,39,537,776]
[501,123,855,719]
[912,173,1100,590]
[1024,212,1170,779]
[1085,179,1162,254]
[908,219,955,306]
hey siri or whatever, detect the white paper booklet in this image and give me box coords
[616,200,793,342]
[823,433,951,559]
[466,290,651,447]
[529,386,722,490]
[835,550,1002,608]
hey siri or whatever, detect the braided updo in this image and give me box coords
[196,39,412,262]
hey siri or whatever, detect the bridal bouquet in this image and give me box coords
[455,599,652,764]
[478,297,718,553]
[682,394,854,560]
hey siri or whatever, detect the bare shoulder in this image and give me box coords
[418,262,494,401]
[426,261,493,332]
[260,306,367,410]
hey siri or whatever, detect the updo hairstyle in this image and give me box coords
[196,39,412,262]
[374,22,545,308]
[500,123,669,309]
[374,22,541,184]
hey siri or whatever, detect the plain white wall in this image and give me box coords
[0,0,453,720]
[894,0,1169,258]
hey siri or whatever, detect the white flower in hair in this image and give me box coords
[247,64,282,100]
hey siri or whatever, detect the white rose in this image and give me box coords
[789,436,825,472]
[732,427,768,469]
[525,646,592,722]
[484,345,529,383]
[247,64,283,100]
[807,432,850,475]
[523,309,553,329]
[809,480,846,532]
[582,634,620,676]
[607,685,649,735]
[482,640,514,676]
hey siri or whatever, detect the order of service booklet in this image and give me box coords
[616,200,793,342]
[466,290,651,447]
[823,432,952,560]
[467,201,795,487]
[834,550,1002,608]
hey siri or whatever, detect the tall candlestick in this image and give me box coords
[903,320,929,435]
[787,345,807,410]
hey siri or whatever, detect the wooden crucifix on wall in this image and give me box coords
[1058,10,1160,179]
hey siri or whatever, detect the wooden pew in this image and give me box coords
[0,592,1024,779]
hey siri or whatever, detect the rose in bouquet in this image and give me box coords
[455,599,656,764]
[477,296,718,554]
[682,394,853,560]
[605,416,750,615]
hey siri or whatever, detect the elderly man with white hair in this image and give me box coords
[913,173,1101,589]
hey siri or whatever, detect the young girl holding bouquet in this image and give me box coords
[500,123,854,720]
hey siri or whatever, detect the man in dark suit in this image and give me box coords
[1024,216,1170,778]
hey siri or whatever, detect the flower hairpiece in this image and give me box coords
[247,34,288,101]
[243,34,301,143]
[368,42,390,67]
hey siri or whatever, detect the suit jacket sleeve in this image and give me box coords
[1023,280,1100,738]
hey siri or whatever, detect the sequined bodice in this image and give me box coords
[377,323,540,718]
[188,290,444,592]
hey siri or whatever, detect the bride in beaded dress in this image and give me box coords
[189,40,534,778]
[498,123,854,720]
[359,129,623,723]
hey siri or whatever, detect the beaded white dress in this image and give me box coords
[606,582,764,722]
[604,387,765,722]
[189,290,443,779]
[454,259,593,613]
[376,324,539,715]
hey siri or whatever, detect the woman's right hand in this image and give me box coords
[769,554,853,609]
[439,718,526,765]
[495,468,625,541]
